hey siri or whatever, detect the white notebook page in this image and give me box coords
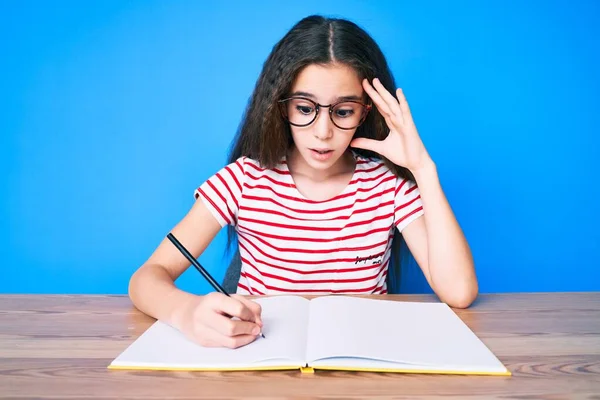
[110,295,310,369]
[305,296,507,372]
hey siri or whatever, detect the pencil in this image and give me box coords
[166,232,265,339]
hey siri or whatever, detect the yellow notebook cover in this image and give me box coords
[108,296,511,376]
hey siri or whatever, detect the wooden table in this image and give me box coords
[1,293,599,399]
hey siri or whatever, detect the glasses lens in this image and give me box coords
[332,102,366,129]
[283,98,316,126]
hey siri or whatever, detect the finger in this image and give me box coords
[198,324,258,349]
[362,78,393,117]
[217,330,259,349]
[363,79,404,132]
[396,88,413,123]
[372,78,404,123]
[233,295,263,326]
[192,325,221,347]
[350,137,384,154]
[213,295,258,323]
[205,311,262,337]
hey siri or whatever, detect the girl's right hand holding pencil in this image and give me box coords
[176,292,263,349]
[129,199,265,350]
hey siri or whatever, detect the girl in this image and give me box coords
[128,15,478,349]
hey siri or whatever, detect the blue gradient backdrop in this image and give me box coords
[2,1,598,294]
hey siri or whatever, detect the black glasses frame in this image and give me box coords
[278,96,372,130]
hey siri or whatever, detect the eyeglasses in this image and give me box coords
[278,97,372,130]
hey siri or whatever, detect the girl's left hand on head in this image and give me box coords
[350,78,432,173]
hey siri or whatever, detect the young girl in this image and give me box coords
[129,15,478,349]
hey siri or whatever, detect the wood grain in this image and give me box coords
[1,293,599,399]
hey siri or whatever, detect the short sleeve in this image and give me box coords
[394,177,424,232]
[194,157,246,227]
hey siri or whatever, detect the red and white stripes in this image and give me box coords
[195,152,423,295]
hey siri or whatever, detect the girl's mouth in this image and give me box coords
[309,148,334,161]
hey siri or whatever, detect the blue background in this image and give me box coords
[2,1,598,295]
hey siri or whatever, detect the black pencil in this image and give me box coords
[166,232,265,339]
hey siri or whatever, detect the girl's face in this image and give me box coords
[285,63,366,174]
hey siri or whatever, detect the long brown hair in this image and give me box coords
[224,15,415,294]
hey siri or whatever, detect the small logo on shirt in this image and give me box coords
[355,254,382,265]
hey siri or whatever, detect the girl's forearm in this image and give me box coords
[412,160,478,308]
[128,264,196,329]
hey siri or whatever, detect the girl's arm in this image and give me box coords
[129,199,264,347]
[401,160,478,308]
[351,78,478,308]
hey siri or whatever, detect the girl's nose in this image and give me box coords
[313,110,333,140]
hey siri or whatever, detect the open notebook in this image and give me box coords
[109,296,510,376]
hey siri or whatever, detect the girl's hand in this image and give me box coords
[351,78,432,173]
[177,292,263,349]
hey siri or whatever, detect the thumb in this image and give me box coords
[350,137,383,154]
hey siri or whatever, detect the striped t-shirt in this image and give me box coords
[194,151,424,295]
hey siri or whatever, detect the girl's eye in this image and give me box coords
[335,108,355,118]
[295,105,315,115]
